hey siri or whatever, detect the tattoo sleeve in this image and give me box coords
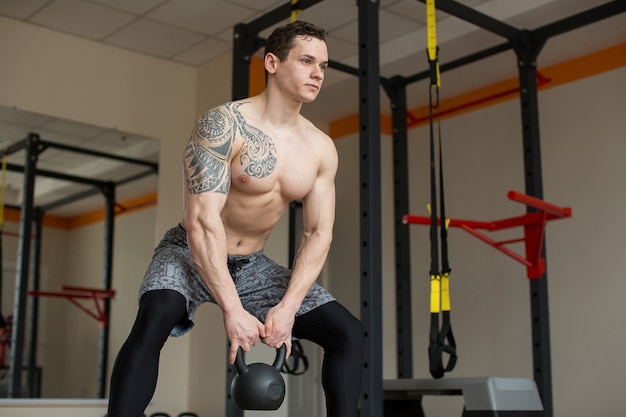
[183,106,235,195]
[231,103,277,179]
[183,102,278,195]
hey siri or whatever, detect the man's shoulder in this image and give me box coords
[299,115,332,142]
[197,102,232,125]
[203,101,238,116]
[299,117,337,170]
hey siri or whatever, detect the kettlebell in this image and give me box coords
[230,344,287,410]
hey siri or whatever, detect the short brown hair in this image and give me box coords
[264,20,327,63]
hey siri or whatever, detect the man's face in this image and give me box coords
[275,35,329,103]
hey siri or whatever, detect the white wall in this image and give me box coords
[0,15,196,234]
[329,66,626,417]
[540,68,626,417]
[0,15,196,415]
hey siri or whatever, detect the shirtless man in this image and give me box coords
[107,21,364,417]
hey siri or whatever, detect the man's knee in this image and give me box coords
[134,290,187,336]
[345,313,365,352]
[324,302,365,351]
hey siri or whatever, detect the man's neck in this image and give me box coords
[258,89,302,128]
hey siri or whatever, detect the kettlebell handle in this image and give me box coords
[272,344,287,370]
[234,344,287,374]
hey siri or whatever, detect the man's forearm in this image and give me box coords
[282,231,331,311]
[187,224,243,314]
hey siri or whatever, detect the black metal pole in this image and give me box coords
[382,76,414,379]
[98,182,116,398]
[288,202,303,268]
[358,1,383,416]
[232,23,253,101]
[26,209,44,397]
[9,133,40,397]
[227,19,256,417]
[512,29,553,417]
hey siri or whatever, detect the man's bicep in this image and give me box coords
[303,174,336,235]
[183,106,236,195]
[303,139,338,232]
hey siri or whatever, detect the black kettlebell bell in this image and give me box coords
[230,344,287,410]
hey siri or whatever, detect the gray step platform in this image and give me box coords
[383,377,544,417]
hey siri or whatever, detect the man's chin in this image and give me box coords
[302,93,320,103]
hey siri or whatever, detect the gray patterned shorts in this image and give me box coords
[139,224,335,337]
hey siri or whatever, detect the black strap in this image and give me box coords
[427,49,457,380]
[281,339,309,375]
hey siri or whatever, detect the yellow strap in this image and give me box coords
[291,0,301,22]
[430,275,441,313]
[426,0,441,87]
[427,1,445,317]
[441,272,451,312]
[426,0,437,61]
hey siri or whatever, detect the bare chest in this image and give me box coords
[230,135,318,201]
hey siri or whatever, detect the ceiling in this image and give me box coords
[0,0,624,218]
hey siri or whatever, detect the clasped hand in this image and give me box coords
[225,304,294,364]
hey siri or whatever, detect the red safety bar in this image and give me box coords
[28,285,116,328]
[403,190,572,279]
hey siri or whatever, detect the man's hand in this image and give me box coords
[261,304,296,358]
[224,308,266,364]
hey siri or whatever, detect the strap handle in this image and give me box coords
[281,339,309,376]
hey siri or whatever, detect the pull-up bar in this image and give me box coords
[28,285,116,328]
[403,190,572,279]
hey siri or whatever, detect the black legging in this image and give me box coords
[107,290,364,417]
[292,298,365,417]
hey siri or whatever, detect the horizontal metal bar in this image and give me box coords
[532,0,626,40]
[13,169,155,213]
[405,41,511,84]
[418,0,518,38]
[0,137,28,157]
[6,162,109,187]
[329,59,359,76]
[42,140,158,170]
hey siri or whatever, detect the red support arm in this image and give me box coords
[507,190,572,218]
[28,286,116,327]
[403,191,572,279]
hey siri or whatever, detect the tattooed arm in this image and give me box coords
[182,105,265,364]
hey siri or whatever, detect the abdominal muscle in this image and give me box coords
[220,145,317,254]
[220,183,291,256]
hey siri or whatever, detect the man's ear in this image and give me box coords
[265,53,279,75]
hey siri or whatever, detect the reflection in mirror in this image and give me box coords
[0,105,159,399]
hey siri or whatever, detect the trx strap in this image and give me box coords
[426,0,457,379]
[290,0,301,23]
[281,339,309,375]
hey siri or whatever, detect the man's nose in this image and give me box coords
[311,67,323,79]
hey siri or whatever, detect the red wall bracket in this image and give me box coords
[28,285,116,328]
[403,190,572,279]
